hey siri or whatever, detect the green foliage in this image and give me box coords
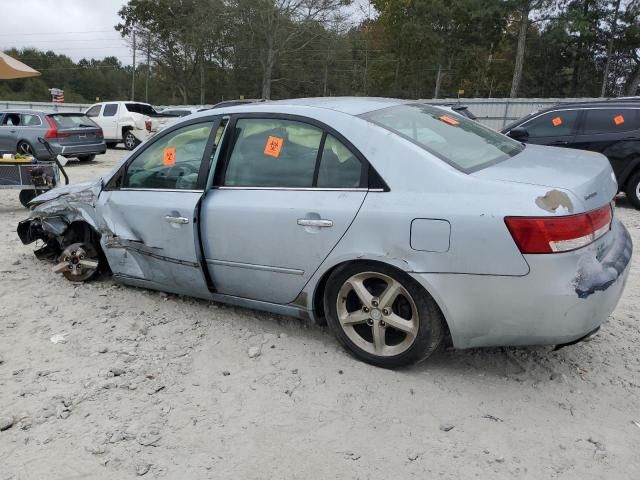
[2,0,639,104]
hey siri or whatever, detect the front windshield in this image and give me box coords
[361,104,523,172]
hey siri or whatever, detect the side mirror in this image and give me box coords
[507,127,529,142]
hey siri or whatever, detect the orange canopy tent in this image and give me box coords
[0,52,40,79]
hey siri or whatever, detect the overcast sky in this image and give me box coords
[1,0,369,66]
[0,0,129,63]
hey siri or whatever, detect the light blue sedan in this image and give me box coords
[18,98,632,368]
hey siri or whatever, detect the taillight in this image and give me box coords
[505,205,612,254]
[145,120,152,132]
[96,129,104,138]
[44,116,70,139]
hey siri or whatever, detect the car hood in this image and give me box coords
[472,144,617,213]
[30,177,103,207]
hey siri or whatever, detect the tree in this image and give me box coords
[117,0,225,104]
[229,0,351,99]
[509,0,553,98]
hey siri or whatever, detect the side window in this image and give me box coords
[224,118,322,187]
[317,134,363,188]
[103,104,118,117]
[125,122,214,190]
[2,113,21,126]
[581,109,639,134]
[86,105,102,118]
[524,111,579,138]
[21,114,42,127]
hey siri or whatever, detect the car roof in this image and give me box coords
[191,97,412,119]
[0,109,46,114]
[544,99,640,109]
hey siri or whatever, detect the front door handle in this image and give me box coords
[551,140,569,146]
[297,219,333,228]
[164,215,189,225]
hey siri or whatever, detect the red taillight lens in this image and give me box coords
[44,116,70,139]
[505,205,612,254]
[96,129,104,138]
[145,120,152,132]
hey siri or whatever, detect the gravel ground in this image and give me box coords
[1,148,639,479]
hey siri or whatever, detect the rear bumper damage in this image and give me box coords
[411,219,632,349]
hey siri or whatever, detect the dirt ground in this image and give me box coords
[1,148,639,480]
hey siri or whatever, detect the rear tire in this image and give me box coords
[324,261,445,369]
[123,131,139,151]
[17,141,35,157]
[77,154,96,162]
[625,171,640,209]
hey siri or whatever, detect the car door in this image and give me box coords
[0,112,21,153]
[570,107,640,183]
[200,115,368,305]
[517,109,579,147]
[0,113,12,153]
[97,117,223,298]
[100,103,120,140]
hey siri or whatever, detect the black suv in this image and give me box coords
[502,101,640,208]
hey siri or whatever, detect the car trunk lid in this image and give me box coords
[472,144,617,213]
[48,113,103,145]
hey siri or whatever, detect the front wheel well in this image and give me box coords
[312,259,451,339]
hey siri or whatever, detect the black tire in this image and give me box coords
[106,142,118,149]
[77,154,96,162]
[17,141,35,157]
[19,189,43,208]
[324,261,445,369]
[123,130,139,151]
[625,171,640,209]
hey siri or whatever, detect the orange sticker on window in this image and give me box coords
[552,116,563,127]
[163,146,176,166]
[439,115,460,126]
[264,136,284,158]
[613,114,625,126]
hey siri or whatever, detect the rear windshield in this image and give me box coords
[361,104,523,172]
[125,103,157,115]
[50,114,98,129]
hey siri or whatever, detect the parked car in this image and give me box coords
[502,101,640,208]
[0,110,105,161]
[158,107,204,117]
[432,103,478,120]
[85,101,175,150]
[209,99,263,109]
[18,98,631,368]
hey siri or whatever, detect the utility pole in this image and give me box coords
[131,29,136,101]
[145,34,150,103]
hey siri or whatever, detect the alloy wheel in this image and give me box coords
[53,242,100,282]
[17,142,33,155]
[124,133,136,150]
[336,271,419,357]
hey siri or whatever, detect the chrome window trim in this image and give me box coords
[118,188,204,193]
[215,186,370,192]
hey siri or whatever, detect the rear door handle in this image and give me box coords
[164,215,189,224]
[297,219,333,228]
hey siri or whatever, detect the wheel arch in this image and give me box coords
[622,160,640,189]
[309,257,452,339]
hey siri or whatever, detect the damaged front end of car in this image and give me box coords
[17,180,107,281]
